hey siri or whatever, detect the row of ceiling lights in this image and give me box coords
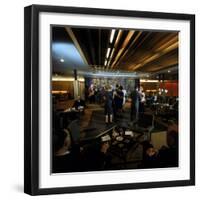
[58,30,174,75]
[104,29,116,67]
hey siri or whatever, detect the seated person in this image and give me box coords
[158,130,178,168]
[142,129,178,169]
[142,141,159,168]
[52,129,82,173]
[73,96,85,111]
[82,135,111,171]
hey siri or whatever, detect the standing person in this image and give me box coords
[93,85,98,103]
[130,86,140,122]
[95,86,101,104]
[88,84,95,104]
[113,84,119,119]
[116,86,124,117]
[104,85,113,124]
[122,87,127,111]
[139,86,146,113]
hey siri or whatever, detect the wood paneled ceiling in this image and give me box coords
[52,26,178,74]
[71,28,178,73]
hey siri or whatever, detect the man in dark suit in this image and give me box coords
[130,86,140,122]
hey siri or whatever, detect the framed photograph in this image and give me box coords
[24,4,195,195]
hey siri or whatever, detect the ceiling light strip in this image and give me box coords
[110,29,116,44]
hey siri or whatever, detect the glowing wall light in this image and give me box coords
[140,79,159,83]
[52,77,85,82]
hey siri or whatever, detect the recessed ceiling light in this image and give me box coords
[60,58,64,63]
[168,70,171,73]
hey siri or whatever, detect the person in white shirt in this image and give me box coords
[139,86,146,113]
[122,88,127,105]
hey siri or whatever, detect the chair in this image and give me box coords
[132,113,154,141]
[67,119,80,144]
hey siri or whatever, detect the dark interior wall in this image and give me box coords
[52,80,86,99]
[52,81,74,97]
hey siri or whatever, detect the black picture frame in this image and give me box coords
[24,4,195,195]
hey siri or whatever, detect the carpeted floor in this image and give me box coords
[78,103,168,170]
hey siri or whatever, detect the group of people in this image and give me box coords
[142,128,178,168]
[87,84,104,104]
[53,128,111,173]
[103,84,126,124]
[103,84,146,125]
[53,84,179,173]
[87,83,146,125]
[130,85,146,122]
